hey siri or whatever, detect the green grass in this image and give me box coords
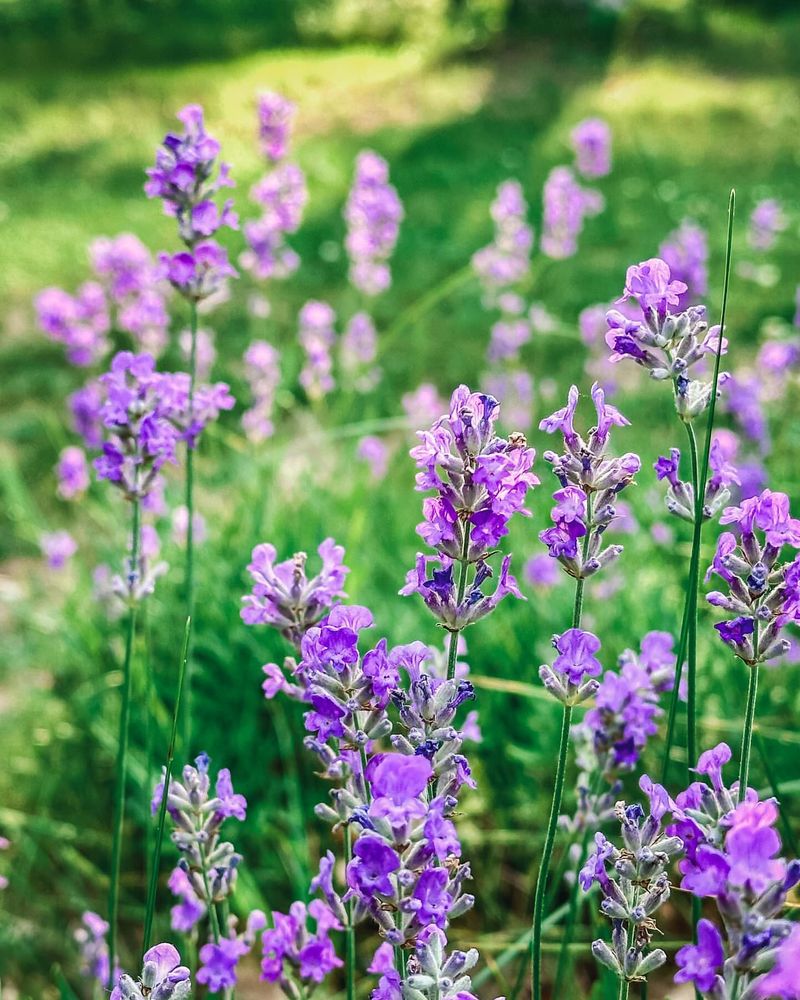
[3,6,800,996]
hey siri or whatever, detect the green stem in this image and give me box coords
[552,824,593,993]
[345,824,356,1000]
[142,617,192,954]
[659,190,736,784]
[756,731,799,855]
[530,703,573,1000]
[182,299,198,754]
[618,978,630,1000]
[738,660,760,803]
[446,521,472,681]
[107,498,141,987]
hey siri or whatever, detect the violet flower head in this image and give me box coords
[256,91,296,163]
[75,911,118,988]
[540,165,603,260]
[606,256,727,421]
[36,282,110,366]
[659,220,709,310]
[708,488,800,664]
[261,898,342,991]
[357,435,389,480]
[654,439,737,523]
[111,943,191,1000]
[472,179,533,299]
[69,379,105,448]
[56,445,90,500]
[242,163,307,281]
[298,300,336,400]
[675,918,725,994]
[242,339,281,442]
[539,383,638,579]
[571,117,612,179]
[539,627,602,706]
[758,924,800,998]
[341,311,380,390]
[748,198,787,252]
[241,537,349,646]
[344,150,404,296]
[41,530,77,569]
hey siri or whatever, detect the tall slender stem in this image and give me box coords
[182,300,198,753]
[618,978,630,1000]
[552,824,593,993]
[660,190,736,783]
[446,521,472,681]
[530,704,573,1000]
[738,658,760,803]
[344,824,357,1000]
[142,617,192,954]
[107,498,141,987]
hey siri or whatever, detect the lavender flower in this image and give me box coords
[757,925,800,998]
[298,300,336,400]
[242,339,281,442]
[146,104,238,304]
[357,435,389,479]
[581,776,680,988]
[261,898,343,997]
[56,445,90,500]
[540,166,603,260]
[654,436,740,522]
[706,489,800,663]
[242,163,307,281]
[341,311,380,390]
[154,754,246,915]
[402,383,446,429]
[659,220,709,309]
[75,911,117,988]
[40,530,77,569]
[344,150,404,296]
[538,383,639,579]
[472,180,533,299]
[748,198,787,251]
[241,537,349,644]
[111,943,191,1000]
[256,91,296,163]
[36,281,110,366]
[198,909,266,993]
[605,257,727,420]
[539,628,602,706]
[69,380,104,448]
[571,118,612,178]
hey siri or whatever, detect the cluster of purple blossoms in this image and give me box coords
[56,445,90,500]
[261,894,343,997]
[571,118,612,179]
[341,312,380,391]
[241,536,349,645]
[75,910,118,989]
[486,292,531,364]
[146,104,238,303]
[748,198,788,252]
[243,93,307,282]
[93,523,168,612]
[40,529,77,570]
[241,340,281,442]
[581,777,682,988]
[403,385,537,629]
[91,233,171,355]
[472,180,533,301]
[654,434,740,522]
[197,909,267,993]
[538,627,603,707]
[669,743,800,999]
[298,300,337,400]
[605,257,728,421]
[93,351,233,500]
[538,383,640,579]
[69,379,104,448]
[724,371,770,455]
[344,150,404,297]
[111,943,191,1000]
[36,281,110,366]
[357,435,390,480]
[706,489,800,662]
[155,753,246,931]
[540,166,603,260]
[659,220,709,310]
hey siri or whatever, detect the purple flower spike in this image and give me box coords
[552,628,602,685]
[757,925,800,998]
[675,919,725,994]
[571,118,612,179]
[344,150,404,297]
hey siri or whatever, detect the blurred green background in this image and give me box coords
[2,0,800,996]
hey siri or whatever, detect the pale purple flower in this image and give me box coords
[41,530,77,569]
[524,553,561,587]
[675,919,724,993]
[298,300,336,400]
[357,436,389,480]
[472,180,533,296]
[56,446,90,500]
[758,924,800,997]
[540,166,603,260]
[171,505,207,546]
[571,118,611,178]
[256,91,296,163]
[242,339,281,442]
[402,383,446,429]
[748,198,787,251]
[344,150,403,296]
[659,221,708,309]
[36,282,110,366]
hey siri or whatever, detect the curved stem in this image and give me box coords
[107,498,141,987]
[142,617,192,954]
[530,703,573,1000]
[182,299,198,754]
[738,659,760,803]
[446,521,472,682]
